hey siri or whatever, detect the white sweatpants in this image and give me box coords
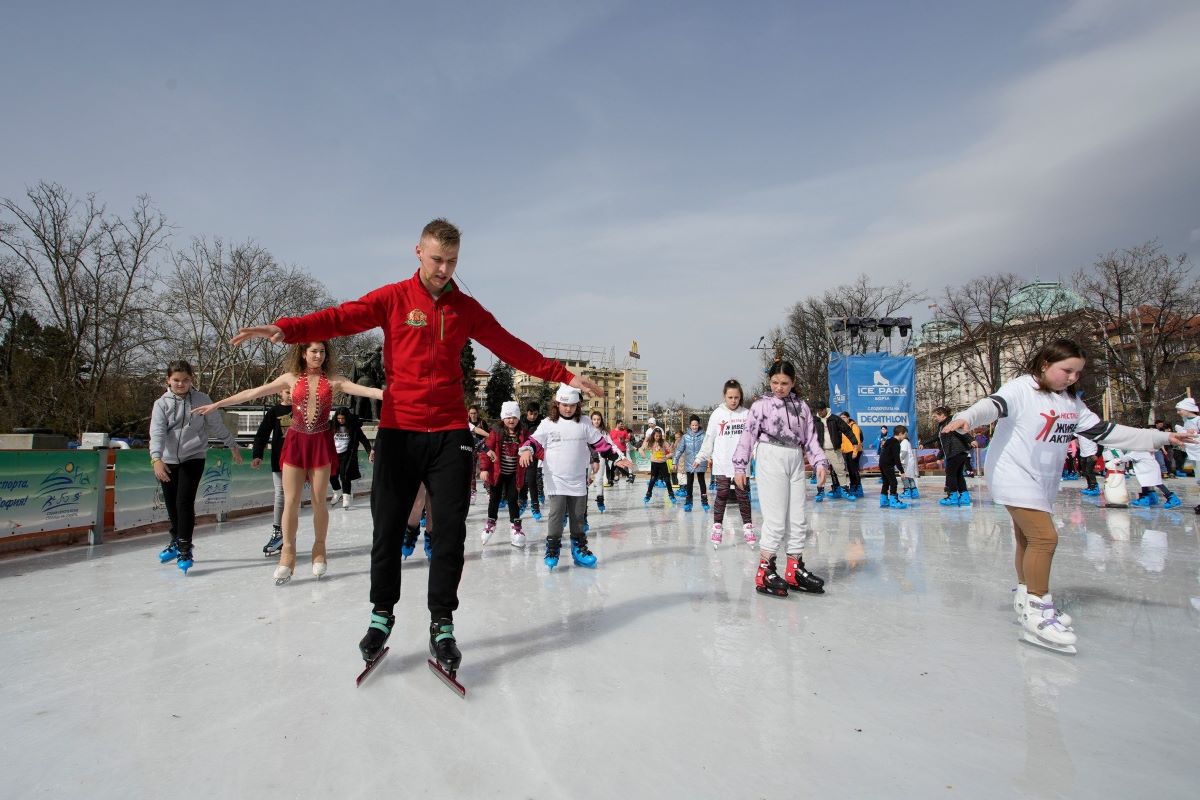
[755,442,810,555]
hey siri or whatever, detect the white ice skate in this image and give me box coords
[1020,593,1077,655]
[330,490,343,506]
[342,495,351,509]
[742,523,758,546]
[273,564,293,586]
[312,560,328,579]
[710,522,723,549]
[1013,584,1073,629]
[481,519,496,545]
[510,524,526,548]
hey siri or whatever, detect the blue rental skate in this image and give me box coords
[176,546,194,574]
[879,495,889,508]
[544,539,561,570]
[939,492,960,507]
[957,491,972,506]
[1164,495,1182,509]
[571,540,597,568]
[683,502,692,512]
[423,531,432,561]
[532,510,542,521]
[888,496,909,509]
[159,539,180,563]
[814,490,825,503]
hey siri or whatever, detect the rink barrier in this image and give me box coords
[0,447,374,553]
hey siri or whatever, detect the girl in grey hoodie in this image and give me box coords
[149,360,242,573]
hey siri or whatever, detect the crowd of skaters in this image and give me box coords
[146,218,1199,676]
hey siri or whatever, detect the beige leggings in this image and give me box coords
[1005,506,1058,597]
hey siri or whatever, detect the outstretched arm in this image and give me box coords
[332,376,384,400]
[194,375,292,415]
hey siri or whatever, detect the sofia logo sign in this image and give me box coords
[36,462,91,519]
[199,459,232,507]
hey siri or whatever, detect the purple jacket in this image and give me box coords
[732,393,828,475]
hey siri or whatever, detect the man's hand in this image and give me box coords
[230,324,284,346]
[571,375,602,397]
[231,448,244,465]
[251,457,263,469]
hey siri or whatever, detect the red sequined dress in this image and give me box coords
[280,372,337,469]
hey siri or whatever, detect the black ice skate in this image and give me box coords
[263,526,283,557]
[755,556,788,598]
[784,555,825,594]
[427,618,466,697]
[356,611,394,687]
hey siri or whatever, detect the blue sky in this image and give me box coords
[3,0,1198,405]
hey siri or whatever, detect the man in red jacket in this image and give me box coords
[230,218,599,679]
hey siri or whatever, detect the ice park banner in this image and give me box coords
[828,353,917,433]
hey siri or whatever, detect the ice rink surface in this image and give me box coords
[2,476,1199,799]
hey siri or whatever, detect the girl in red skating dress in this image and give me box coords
[196,341,382,584]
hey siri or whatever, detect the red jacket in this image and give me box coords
[275,272,575,431]
[478,427,541,488]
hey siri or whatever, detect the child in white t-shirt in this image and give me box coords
[1107,448,1181,509]
[946,339,1192,654]
[520,384,631,570]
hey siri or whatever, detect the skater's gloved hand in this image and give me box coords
[251,457,263,469]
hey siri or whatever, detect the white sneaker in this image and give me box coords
[710,523,723,549]
[742,523,757,545]
[342,495,351,509]
[511,525,526,548]
[330,491,343,505]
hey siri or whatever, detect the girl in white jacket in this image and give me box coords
[696,379,755,547]
[944,339,1193,653]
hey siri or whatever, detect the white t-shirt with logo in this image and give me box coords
[955,375,1169,512]
[697,406,750,477]
[526,416,607,497]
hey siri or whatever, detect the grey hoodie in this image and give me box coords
[149,389,237,464]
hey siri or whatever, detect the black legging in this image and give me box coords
[645,462,671,498]
[160,458,206,548]
[684,470,708,503]
[1080,454,1098,489]
[944,452,969,494]
[712,475,751,524]
[844,451,860,490]
[881,466,899,497]
[518,465,542,512]
[486,472,520,523]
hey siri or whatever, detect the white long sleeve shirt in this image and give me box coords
[954,375,1169,512]
[697,405,750,477]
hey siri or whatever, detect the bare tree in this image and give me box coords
[164,237,337,398]
[767,275,924,402]
[0,182,169,434]
[1074,241,1200,423]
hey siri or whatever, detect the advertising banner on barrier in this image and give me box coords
[113,447,374,531]
[828,353,918,433]
[0,451,101,538]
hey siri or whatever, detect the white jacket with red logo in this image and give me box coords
[275,272,574,432]
[954,375,1169,512]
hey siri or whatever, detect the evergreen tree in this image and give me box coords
[460,341,478,406]
[483,362,514,420]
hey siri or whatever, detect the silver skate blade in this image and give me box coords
[355,647,389,687]
[1020,632,1077,655]
[427,659,467,697]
